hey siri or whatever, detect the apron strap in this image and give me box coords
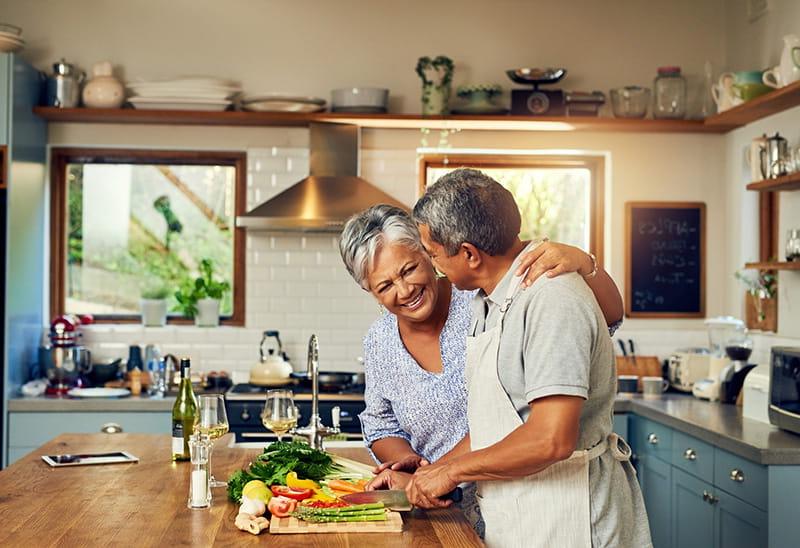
[563,433,633,464]
[498,239,548,316]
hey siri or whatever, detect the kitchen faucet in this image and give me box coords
[291,334,340,450]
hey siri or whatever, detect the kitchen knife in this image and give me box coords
[340,487,463,511]
[617,339,628,357]
[628,339,638,367]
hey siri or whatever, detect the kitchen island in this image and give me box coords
[0,433,481,547]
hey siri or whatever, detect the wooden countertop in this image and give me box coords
[0,434,481,547]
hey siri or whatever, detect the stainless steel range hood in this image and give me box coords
[236,123,406,232]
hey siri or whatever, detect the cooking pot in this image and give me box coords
[250,330,294,386]
[290,371,362,392]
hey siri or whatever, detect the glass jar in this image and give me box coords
[787,228,800,261]
[653,66,687,119]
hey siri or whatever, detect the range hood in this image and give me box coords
[236,123,406,231]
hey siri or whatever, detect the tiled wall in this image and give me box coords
[82,145,418,377]
[79,142,800,379]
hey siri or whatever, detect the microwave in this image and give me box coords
[768,347,800,434]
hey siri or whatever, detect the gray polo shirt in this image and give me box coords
[469,249,652,547]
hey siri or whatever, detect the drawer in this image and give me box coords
[9,412,171,448]
[714,448,767,510]
[633,417,672,463]
[671,430,714,483]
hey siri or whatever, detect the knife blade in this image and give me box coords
[340,487,463,511]
[617,339,628,357]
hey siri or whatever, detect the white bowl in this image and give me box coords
[331,87,388,111]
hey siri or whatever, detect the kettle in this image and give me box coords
[250,330,293,386]
[42,59,85,108]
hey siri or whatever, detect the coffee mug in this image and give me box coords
[711,72,740,112]
[617,375,639,396]
[763,66,784,89]
[642,376,669,398]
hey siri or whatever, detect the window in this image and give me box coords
[419,153,604,264]
[50,148,246,324]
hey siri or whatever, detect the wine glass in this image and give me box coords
[261,389,297,442]
[194,394,229,488]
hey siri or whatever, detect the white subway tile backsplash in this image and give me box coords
[284,281,318,297]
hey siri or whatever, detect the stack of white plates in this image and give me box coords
[127,77,241,111]
[0,23,24,53]
[239,93,326,113]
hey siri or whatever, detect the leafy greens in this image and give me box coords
[227,440,340,502]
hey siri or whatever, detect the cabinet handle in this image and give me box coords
[100,422,123,434]
[729,469,745,483]
[702,490,719,505]
[683,448,697,461]
[647,433,659,445]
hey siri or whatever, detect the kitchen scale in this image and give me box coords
[507,68,567,116]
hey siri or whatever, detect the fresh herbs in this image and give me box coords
[227,441,339,503]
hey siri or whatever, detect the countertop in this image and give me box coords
[0,434,480,547]
[615,394,800,465]
[8,391,365,412]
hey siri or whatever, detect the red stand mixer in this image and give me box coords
[39,314,93,396]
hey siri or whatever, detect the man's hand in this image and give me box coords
[366,469,412,491]
[373,454,429,474]
[405,462,458,509]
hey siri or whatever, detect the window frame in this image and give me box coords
[49,147,247,326]
[417,152,605,267]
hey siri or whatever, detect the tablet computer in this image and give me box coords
[41,451,139,467]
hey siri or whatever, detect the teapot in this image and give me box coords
[42,59,84,108]
[763,34,800,88]
[249,330,294,386]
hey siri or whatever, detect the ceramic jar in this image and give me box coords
[82,61,125,108]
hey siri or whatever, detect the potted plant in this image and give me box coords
[140,280,171,327]
[735,270,777,332]
[416,55,454,115]
[174,258,231,327]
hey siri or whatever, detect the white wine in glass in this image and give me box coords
[194,394,229,488]
[262,389,297,442]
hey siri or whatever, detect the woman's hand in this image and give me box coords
[405,462,458,509]
[373,454,429,474]
[366,469,413,491]
[516,241,593,288]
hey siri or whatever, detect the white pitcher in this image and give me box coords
[711,73,741,112]
[763,34,800,88]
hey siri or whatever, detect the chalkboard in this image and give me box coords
[625,202,705,318]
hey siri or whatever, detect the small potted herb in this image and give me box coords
[174,259,231,327]
[416,55,454,115]
[140,280,171,327]
[735,270,777,331]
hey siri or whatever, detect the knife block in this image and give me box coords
[615,356,663,391]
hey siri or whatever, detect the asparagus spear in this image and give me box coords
[296,502,385,515]
[297,514,388,523]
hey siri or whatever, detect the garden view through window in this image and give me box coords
[425,165,593,251]
[64,161,236,318]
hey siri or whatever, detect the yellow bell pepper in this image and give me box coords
[286,471,320,491]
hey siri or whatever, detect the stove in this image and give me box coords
[225,383,366,443]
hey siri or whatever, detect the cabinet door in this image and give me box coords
[613,413,628,440]
[716,492,767,548]
[639,455,672,548]
[672,468,714,548]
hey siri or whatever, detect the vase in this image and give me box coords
[422,82,451,115]
[744,292,777,332]
[195,298,221,327]
[82,61,125,109]
[140,299,167,327]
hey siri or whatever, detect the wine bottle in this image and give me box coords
[171,358,197,461]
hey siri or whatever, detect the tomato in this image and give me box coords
[270,485,313,501]
[267,495,298,518]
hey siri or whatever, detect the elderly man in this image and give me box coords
[406,168,652,548]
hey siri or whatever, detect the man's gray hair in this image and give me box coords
[412,168,521,256]
[339,204,422,289]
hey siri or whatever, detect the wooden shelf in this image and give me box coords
[705,80,800,129]
[746,172,800,192]
[744,261,800,270]
[32,106,728,133]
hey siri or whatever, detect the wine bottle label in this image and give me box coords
[172,420,185,455]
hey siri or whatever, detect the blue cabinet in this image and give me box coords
[672,468,715,548]
[640,452,672,548]
[716,490,767,548]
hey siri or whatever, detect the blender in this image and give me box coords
[719,326,756,403]
[693,317,745,401]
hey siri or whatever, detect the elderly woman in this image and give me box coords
[338,204,623,533]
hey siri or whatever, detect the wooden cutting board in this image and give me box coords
[269,511,403,534]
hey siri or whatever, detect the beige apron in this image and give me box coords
[466,272,632,548]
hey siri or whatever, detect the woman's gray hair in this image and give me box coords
[339,204,422,289]
[413,168,520,256]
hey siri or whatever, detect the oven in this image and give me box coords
[768,347,800,434]
[225,383,366,444]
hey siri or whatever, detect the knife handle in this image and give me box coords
[443,487,463,503]
[617,339,628,356]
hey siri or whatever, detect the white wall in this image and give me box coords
[5,0,725,117]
